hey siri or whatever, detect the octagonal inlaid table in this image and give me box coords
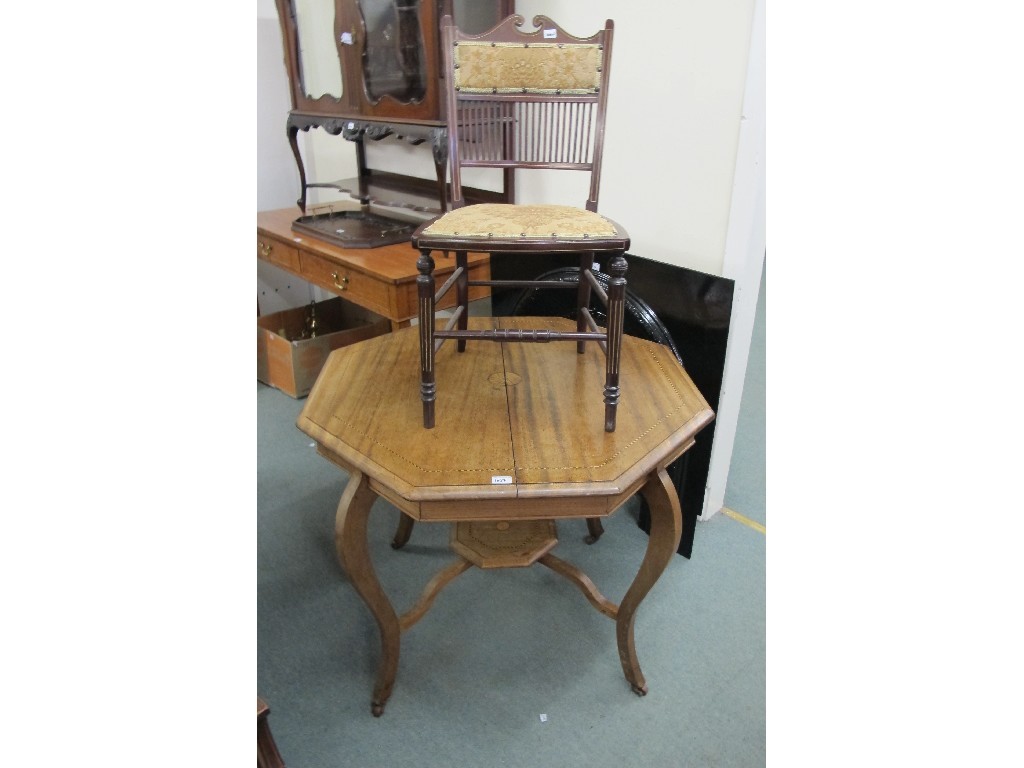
[296,316,715,715]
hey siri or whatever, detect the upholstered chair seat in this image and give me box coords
[410,14,628,433]
[418,204,623,245]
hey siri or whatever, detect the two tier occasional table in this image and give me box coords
[296,317,714,715]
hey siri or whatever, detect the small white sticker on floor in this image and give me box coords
[539,713,548,723]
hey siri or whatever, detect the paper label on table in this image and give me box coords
[543,29,557,38]
[491,475,513,485]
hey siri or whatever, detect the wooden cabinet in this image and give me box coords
[274,0,514,216]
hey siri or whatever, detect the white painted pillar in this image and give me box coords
[702,0,766,520]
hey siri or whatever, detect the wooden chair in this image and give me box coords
[411,13,629,431]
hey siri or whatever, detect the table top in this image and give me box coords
[258,207,488,285]
[297,317,714,522]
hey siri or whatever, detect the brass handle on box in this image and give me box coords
[259,241,272,258]
[332,272,350,291]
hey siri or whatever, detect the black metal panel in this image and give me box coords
[492,252,734,558]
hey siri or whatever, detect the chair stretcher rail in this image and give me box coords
[434,266,464,304]
[466,279,579,289]
[584,269,609,305]
[435,328,606,343]
[578,308,608,353]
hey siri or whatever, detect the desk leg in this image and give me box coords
[335,471,401,716]
[617,467,683,695]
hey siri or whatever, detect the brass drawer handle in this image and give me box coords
[259,241,272,258]
[331,272,350,291]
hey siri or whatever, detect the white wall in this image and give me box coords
[514,1,756,276]
[255,0,765,518]
[704,0,766,519]
[257,0,358,312]
[259,0,756,276]
[258,0,359,212]
[257,4,300,213]
[511,2,764,521]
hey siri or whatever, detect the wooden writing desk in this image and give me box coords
[257,207,491,330]
[297,317,714,715]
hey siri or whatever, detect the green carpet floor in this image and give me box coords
[257,267,765,767]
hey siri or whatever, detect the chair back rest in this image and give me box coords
[441,14,615,212]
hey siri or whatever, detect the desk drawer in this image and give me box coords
[299,251,390,316]
[257,235,300,272]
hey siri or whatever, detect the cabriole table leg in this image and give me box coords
[616,467,683,695]
[391,513,415,550]
[335,471,401,716]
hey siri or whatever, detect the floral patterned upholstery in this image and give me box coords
[421,204,617,240]
[453,42,603,94]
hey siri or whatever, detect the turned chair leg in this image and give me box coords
[603,253,628,432]
[417,250,437,428]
